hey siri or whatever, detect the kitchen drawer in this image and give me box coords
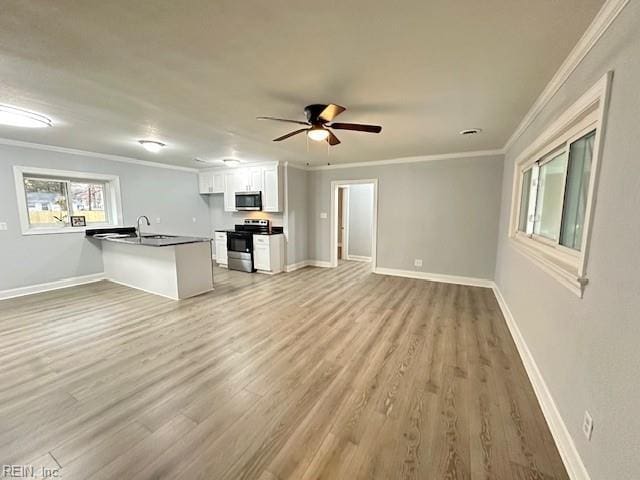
[253,234,270,245]
[214,231,228,241]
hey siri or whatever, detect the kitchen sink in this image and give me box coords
[142,234,178,239]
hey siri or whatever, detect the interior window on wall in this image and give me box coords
[509,72,609,297]
[15,166,122,234]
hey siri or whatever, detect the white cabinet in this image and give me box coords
[219,163,283,213]
[198,172,225,194]
[214,231,228,266]
[223,172,240,212]
[262,166,283,212]
[249,168,263,192]
[253,234,284,274]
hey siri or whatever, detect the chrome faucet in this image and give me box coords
[136,215,151,239]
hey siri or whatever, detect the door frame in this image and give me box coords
[330,179,378,270]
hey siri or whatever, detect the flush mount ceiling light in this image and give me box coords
[223,158,241,167]
[307,126,330,142]
[138,140,166,153]
[459,128,483,136]
[0,105,52,128]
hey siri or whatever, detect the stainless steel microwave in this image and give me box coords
[235,191,262,211]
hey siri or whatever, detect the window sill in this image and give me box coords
[510,235,587,298]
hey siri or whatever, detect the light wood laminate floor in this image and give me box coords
[0,261,568,479]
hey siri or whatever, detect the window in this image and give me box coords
[509,72,611,297]
[14,166,122,234]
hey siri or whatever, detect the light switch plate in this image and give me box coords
[0,222,7,231]
[414,259,423,267]
[156,217,161,224]
[320,212,328,219]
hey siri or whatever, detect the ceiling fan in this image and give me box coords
[257,103,382,146]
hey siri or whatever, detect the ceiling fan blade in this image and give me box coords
[319,104,346,122]
[329,122,382,133]
[273,128,308,141]
[327,130,341,146]
[257,116,309,126]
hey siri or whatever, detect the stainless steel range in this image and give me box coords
[226,219,272,272]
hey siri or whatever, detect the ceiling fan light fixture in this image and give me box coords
[307,126,329,142]
[139,140,166,153]
[0,105,52,128]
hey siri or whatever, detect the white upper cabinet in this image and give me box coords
[223,172,240,211]
[249,168,263,192]
[198,172,225,194]
[212,163,283,212]
[262,166,282,212]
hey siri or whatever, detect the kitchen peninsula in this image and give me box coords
[88,228,213,300]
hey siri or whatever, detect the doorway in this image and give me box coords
[337,187,349,260]
[330,179,378,270]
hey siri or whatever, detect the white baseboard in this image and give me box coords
[492,286,590,480]
[308,260,332,268]
[0,273,105,301]
[346,255,372,263]
[373,267,494,288]
[285,260,310,272]
[285,259,333,272]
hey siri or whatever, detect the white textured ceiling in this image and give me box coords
[0,0,604,168]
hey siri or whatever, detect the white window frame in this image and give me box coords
[13,166,123,235]
[508,72,612,297]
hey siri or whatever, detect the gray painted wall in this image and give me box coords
[0,144,210,291]
[285,165,309,265]
[346,183,374,258]
[308,155,503,278]
[494,3,640,479]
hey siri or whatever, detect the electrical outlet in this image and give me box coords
[155,217,161,224]
[414,259,423,268]
[582,411,593,440]
[320,212,328,219]
[192,217,197,223]
[0,222,7,231]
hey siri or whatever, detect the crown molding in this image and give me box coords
[0,137,198,173]
[306,149,504,171]
[503,0,629,153]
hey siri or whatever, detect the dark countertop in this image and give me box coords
[102,235,212,247]
[87,228,211,247]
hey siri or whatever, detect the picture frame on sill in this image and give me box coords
[70,215,87,227]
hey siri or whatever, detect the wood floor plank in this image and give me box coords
[0,261,567,479]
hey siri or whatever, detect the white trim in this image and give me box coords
[0,137,198,172]
[285,260,310,272]
[309,149,503,170]
[492,286,591,480]
[347,255,372,263]
[13,165,124,235]
[330,179,378,271]
[285,162,309,171]
[373,267,493,288]
[0,273,105,300]
[284,259,333,272]
[308,260,332,268]
[503,0,629,153]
